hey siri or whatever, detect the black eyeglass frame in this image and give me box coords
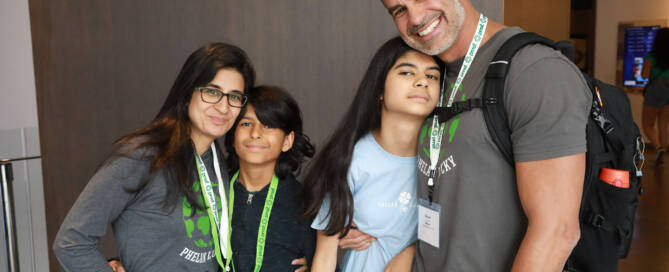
[195,87,248,108]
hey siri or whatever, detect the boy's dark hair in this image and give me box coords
[225,85,315,179]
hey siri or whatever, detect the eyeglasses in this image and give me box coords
[195,87,247,108]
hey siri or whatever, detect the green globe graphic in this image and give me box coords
[182,181,222,248]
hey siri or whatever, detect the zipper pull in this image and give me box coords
[247,193,254,205]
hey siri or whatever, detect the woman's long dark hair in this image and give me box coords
[301,37,427,237]
[114,42,255,210]
[651,27,669,70]
[225,85,315,179]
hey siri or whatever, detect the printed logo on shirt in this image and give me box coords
[181,181,222,249]
[417,83,465,179]
[399,192,411,204]
[377,191,416,214]
[418,155,457,177]
[398,192,412,214]
[179,247,217,264]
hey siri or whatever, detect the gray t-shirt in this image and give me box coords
[54,144,229,272]
[413,27,591,271]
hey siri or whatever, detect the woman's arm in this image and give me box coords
[53,154,146,271]
[311,230,340,272]
[108,259,126,272]
[384,243,415,272]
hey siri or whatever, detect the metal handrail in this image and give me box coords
[1,155,41,272]
[3,156,40,162]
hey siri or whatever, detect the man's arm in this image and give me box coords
[53,152,147,271]
[338,225,376,250]
[511,153,584,272]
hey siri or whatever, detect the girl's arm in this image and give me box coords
[384,243,416,272]
[311,230,340,272]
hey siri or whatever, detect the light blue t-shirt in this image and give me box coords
[312,133,418,272]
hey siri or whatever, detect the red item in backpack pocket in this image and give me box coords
[599,168,630,188]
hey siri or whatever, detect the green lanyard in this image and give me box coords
[194,143,229,271]
[228,171,279,272]
[427,14,488,188]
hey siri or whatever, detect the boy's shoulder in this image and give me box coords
[276,174,302,201]
[274,174,311,223]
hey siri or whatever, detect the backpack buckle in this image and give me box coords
[592,110,614,134]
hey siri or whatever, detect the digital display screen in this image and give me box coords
[622,25,660,87]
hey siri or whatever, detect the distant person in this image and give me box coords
[223,85,316,272]
[642,27,669,165]
[303,37,442,271]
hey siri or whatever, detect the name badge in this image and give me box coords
[418,198,441,248]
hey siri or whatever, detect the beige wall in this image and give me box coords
[594,0,669,84]
[0,0,38,129]
[503,0,571,41]
[594,0,669,142]
[0,0,49,271]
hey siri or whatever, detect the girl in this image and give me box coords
[224,85,316,271]
[303,37,442,271]
[641,27,669,165]
[53,43,254,272]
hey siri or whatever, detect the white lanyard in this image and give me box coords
[427,14,488,187]
[194,143,229,261]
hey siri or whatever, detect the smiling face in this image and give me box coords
[233,105,295,169]
[382,50,441,118]
[188,68,245,147]
[382,0,465,56]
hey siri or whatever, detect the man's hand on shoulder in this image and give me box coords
[338,225,377,251]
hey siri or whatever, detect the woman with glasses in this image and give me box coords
[53,43,253,272]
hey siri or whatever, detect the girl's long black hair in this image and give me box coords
[224,85,315,179]
[301,37,426,237]
[651,27,669,70]
[114,42,255,210]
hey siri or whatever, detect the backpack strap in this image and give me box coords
[583,211,632,239]
[430,98,485,121]
[430,32,559,164]
[481,32,558,165]
[589,79,634,169]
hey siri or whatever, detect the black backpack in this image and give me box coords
[432,32,644,272]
